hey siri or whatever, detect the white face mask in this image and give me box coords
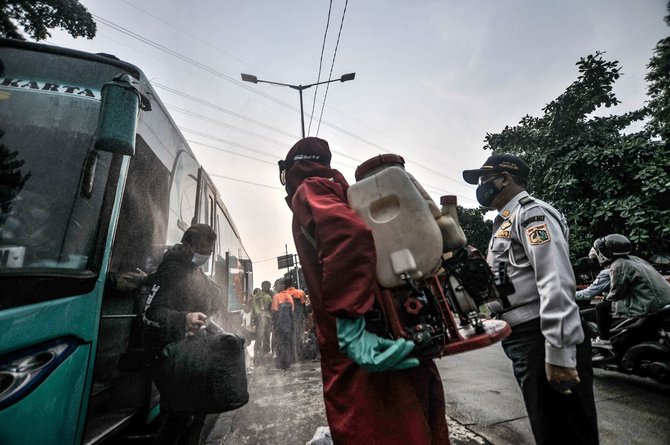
[192,253,211,266]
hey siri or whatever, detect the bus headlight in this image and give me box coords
[0,337,78,410]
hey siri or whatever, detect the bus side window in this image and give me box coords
[109,136,170,277]
[167,152,199,246]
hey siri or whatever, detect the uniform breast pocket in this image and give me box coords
[487,236,512,266]
[490,237,512,253]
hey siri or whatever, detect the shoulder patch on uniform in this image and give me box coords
[526,224,551,245]
[520,215,545,227]
[519,196,535,206]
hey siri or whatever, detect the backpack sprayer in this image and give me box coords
[348,155,512,359]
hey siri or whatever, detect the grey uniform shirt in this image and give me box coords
[486,191,584,368]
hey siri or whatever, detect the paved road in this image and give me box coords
[203,341,670,444]
[203,361,327,445]
[203,359,493,445]
[437,343,670,445]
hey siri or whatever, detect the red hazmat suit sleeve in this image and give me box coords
[291,177,376,318]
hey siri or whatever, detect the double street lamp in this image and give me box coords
[241,72,356,138]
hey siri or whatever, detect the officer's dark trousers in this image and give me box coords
[501,318,599,445]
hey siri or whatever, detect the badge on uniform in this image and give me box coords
[526,224,551,245]
[495,221,512,238]
[495,220,512,238]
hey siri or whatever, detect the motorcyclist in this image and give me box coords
[575,247,611,302]
[586,234,670,345]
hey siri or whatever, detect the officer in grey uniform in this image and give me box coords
[463,154,598,445]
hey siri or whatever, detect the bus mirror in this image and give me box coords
[95,74,141,156]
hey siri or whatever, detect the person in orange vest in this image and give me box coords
[271,279,295,370]
[285,278,307,361]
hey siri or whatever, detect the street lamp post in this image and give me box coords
[241,72,355,138]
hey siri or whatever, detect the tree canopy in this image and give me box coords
[457,206,492,254]
[646,2,670,143]
[482,5,670,260]
[0,0,96,41]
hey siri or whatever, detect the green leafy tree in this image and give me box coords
[457,205,492,254]
[646,2,670,143]
[484,46,670,259]
[0,0,96,41]
[0,130,31,215]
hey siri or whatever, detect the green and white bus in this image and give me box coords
[0,38,253,444]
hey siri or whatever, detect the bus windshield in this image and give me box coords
[0,46,122,276]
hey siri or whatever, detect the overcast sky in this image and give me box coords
[49,0,668,285]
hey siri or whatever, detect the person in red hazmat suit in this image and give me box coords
[279,137,450,445]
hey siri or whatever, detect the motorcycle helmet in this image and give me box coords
[588,247,597,260]
[593,234,631,265]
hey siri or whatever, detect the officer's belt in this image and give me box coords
[488,300,541,327]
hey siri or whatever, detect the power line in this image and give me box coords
[308,0,333,136]
[164,87,364,166]
[254,254,288,263]
[171,91,476,203]
[120,0,269,78]
[93,15,299,112]
[52,28,296,150]
[184,124,475,203]
[93,14,473,193]
[71,20,464,184]
[317,0,350,136]
[207,172,283,191]
[181,127,279,160]
[167,104,290,148]
[182,124,477,205]
[154,83,298,139]
[186,139,276,166]
[179,112,476,202]
[93,15,457,177]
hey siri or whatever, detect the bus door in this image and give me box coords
[196,175,216,277]
[83,136,170,443]
[197,175,228,322]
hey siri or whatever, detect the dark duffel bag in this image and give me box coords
[156,331,249,413]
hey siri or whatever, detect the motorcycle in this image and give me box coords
[585,304,670,385]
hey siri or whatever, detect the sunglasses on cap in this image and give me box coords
[278,153,329,185]
[478,173,503,185]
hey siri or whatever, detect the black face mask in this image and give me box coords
[476,177,502,208]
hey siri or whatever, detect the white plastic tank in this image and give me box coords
[438,195,467,253]
[348,164,443,288]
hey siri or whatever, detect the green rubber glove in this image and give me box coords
[336,317,420,372]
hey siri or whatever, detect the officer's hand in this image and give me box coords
[185,312,208,334]
[545,363,580,395]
